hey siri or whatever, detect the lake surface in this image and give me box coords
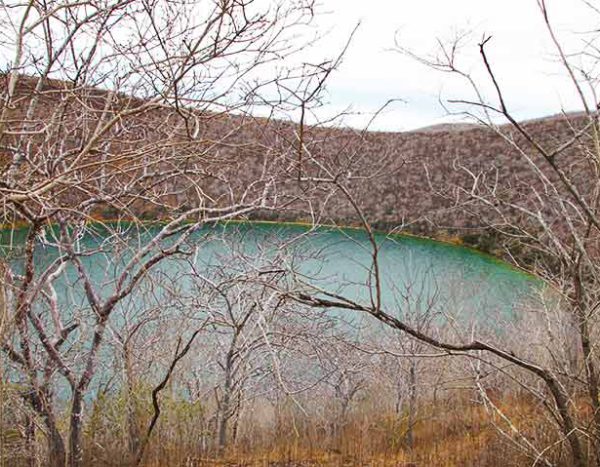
[1,221,537,328]
[0,221,542,403]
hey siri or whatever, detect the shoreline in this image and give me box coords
[0,217,537,280]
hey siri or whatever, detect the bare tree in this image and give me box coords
[0,0,340,465]
[183,234,291,453]
[167,225,336,455]
[277,2,600,461]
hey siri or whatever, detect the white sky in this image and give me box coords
[306,0,598,131]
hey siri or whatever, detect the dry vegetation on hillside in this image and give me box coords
[3,74,590,246]
[3,0,600,466]
[1,74,595,467]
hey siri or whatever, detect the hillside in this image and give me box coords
[1,77,596,467]
[1,76,591,250]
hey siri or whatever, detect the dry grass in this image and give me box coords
[130,395,563,467]
[0,388,583,466]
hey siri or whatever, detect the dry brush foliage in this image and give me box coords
[3,0,600,467]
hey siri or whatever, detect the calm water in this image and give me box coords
[1,221,537,326]
[1,221,539,400]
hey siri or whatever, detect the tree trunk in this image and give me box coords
[405,362,417,449]
[26,388,66,467]
[68,391,84,467]
[24,414,35,467]
[217,349,236,453]
[574,273,600,465]
[546,377,586,467]
[47,426,67,467]
[124,347,141,461]
[68,317,108,466]
[217,386,232,453]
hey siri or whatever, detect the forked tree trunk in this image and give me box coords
[68,318,108,467]
[545,377,586,467]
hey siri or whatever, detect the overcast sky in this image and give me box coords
[306,0,597,131]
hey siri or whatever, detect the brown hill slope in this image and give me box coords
[1,76,592,251]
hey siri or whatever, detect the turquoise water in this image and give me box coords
[0,221,539,401]
[1,221,537,326]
